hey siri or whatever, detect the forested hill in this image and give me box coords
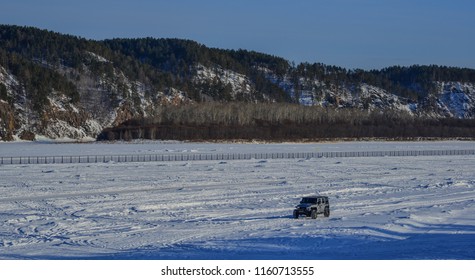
[1,25,475,141]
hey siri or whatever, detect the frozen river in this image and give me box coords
[1,141,475,259]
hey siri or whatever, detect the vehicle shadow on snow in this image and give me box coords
[6,224,475,260]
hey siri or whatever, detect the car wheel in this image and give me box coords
[293,210,299,219]
[311,209,317,219]
[324,207,330,217]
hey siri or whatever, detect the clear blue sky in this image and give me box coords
[1,0,474,70]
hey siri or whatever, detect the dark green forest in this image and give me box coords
[2,25,475,107]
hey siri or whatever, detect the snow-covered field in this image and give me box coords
[1,141,475,259]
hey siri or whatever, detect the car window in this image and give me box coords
[301,198,317,204]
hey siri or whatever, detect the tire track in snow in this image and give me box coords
[0,179,293,203]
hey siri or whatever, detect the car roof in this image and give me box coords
[302,195,328,199]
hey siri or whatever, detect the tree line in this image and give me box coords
[97,103,475,141]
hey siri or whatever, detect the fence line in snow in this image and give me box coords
[1,149,475,165]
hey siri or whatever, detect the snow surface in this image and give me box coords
[1,141,475,259]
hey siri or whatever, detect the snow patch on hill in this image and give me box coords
[438,82,475,118]
[86,51,110,63]
[193,64,261,101]
[195,64,253,93]
[0,66,19,93]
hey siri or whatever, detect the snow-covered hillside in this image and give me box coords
[2,24,475,141]
[3,59,475,141]
[264,67,475,118]
[1,141,474,259]
[437,82,475,118]
[0,54,195,141]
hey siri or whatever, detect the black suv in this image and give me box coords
[293,196,330,219]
